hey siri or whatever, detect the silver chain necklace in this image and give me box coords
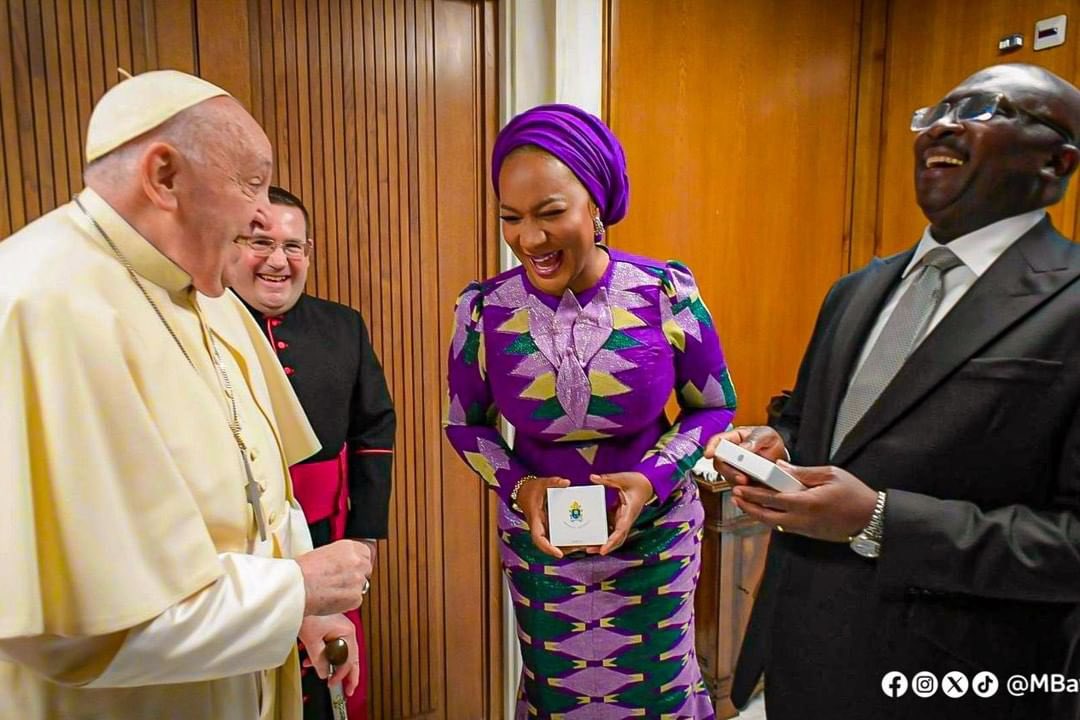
[75,196,267,540]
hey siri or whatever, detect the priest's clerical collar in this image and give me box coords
[73,188,192,294]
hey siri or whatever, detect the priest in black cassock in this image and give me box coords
[229,186,395,720]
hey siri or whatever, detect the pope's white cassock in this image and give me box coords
[0,186,322,719]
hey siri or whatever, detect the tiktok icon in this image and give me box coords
[972,671,1000,698]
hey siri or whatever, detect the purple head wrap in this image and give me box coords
[491,104,629,226]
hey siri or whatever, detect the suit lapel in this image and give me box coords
[832,219,1079,466]
[802,252,912,461]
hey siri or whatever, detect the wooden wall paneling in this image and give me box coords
[319,0,341,304]
[481,1,502,714]
[207,1,499,716]
[381,1,407,714]
[0,0,197,238]
[68,0,96,174]
[147,0,196,72]
[353,2,391,711]
[194,0,251,108]
[414,2,438,711]
[245,0,264,167]
[100,0,120,93]
[876,0,1080,256]
[3,0,497,715]
[607,0,863,427]
[847,0,889,271]
[396,1,422,712]
[39,0,70,206]
[54,0,85,197]
[25,0,56,212]
[114,0,133,78]
[434,0,502,716]
[0,0,19,237]
[127,0,149,72]
[9,0,43,221]
[84,0,107,107]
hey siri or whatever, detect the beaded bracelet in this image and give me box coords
[510,474,538,509]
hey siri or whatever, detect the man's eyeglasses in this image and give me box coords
[911,91,1074,144]
[235,237,312,259]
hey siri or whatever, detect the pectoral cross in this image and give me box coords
[241,452,268,541]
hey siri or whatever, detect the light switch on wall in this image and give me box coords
[1034,14,1067,51]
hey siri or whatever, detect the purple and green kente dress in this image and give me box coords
[444,247,736,719]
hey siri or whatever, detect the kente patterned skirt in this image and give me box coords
[500,478,716,719]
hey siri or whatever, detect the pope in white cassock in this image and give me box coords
[0,70,373,720]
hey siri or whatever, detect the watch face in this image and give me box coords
[851,536,881,558]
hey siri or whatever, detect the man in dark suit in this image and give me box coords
[709,63,1080,719]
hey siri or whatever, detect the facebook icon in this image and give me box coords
[882,671,909,698]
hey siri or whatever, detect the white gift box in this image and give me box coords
[546,485,609,547]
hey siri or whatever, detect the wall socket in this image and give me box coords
[1034,14,1067,51]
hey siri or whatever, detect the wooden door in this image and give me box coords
[606,0,865,427]
[606,1,867,713]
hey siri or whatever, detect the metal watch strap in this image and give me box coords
[864,490,887,541]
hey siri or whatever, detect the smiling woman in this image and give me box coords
[497,147,610,294]
[444,104,737,719]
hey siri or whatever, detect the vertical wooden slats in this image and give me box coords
[84,0,106,101]
[414,3,436,707]
[0,0,196,237]
[55,0,85,195]
[9,0,42,221]
[99,0,119,92]
[39,0,69,205]
[2,2,499,716]
[230,1,499,717]
[128,0,148,73]
[0,0,22,236]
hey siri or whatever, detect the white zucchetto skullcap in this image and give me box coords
[85,69,231,163]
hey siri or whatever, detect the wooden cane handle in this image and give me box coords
[325,636,349,667]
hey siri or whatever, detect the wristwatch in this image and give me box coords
[849,490,887,558]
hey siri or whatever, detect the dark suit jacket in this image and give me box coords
[731,217,1080,719]
[243,294,396,539]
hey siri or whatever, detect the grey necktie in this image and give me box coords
[830,247,964,458]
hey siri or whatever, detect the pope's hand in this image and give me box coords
[295,540,373,615]
[298,614,360,695]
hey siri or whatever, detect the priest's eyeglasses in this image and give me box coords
[911,92,1074,144]
[235,237,313,259]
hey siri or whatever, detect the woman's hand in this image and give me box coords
[298,614,360,696]
[589,472,655,555]
[516,475,571,558]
